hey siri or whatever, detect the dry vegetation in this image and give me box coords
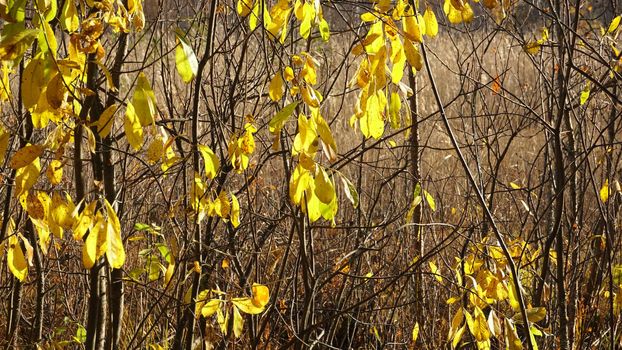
[0,0,621,349]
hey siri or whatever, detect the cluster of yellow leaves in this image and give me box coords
[266,50,340,223]
[524,28,549,54]
[75,199,125,269]
[228,122,257,173]
[238,0,329,43]
[4,190,128,281]
[443,0,474,24]
[350,0,438,139]
[443,237,545,349]
[191,174,241,227]
[196,283,270,338]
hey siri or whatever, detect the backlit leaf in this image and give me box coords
[8,233,28,281]
[132,72,157,126]
[608,15,621,34]
[268,71,284,102]
[175,30,198,83]
[105,199,125,269]
[198,144,220,179]
[10,144,44,169]
[424,8,438,37]
[124,102,143,150]
[600,179,609,203]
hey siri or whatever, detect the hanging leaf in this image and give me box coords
[340,175,359,208]
[580,82,590,105]
[175,30,198,83]
[132,72,157,126]
[600,179,609,203]
[198,144,220,179]
[268,71,285,102]
[269,100,300,133]
[412,322,420,342]
[124,102,143,150]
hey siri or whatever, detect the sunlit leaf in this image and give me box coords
[124,102,143,150]
[175,30,198,83]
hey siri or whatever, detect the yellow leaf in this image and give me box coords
[8,231,28,281]
[175,31,198,83]
[73,200,97,240]
[360,90,385,139]
[145,137,164,164]
[412,322,420,342]
[46,159,63,185]
[15,158,41,197]
[470,306,491,341]
[403,10,423,43]
[600,179,609,203]
[210,191,231,219]
[233,304,244,337]
[447,308,464,341]
[284,66,294,81]
[510,182,521,190]
[38,20,58,56]
[424,8,438,37]
[389,92,401,128]
[289,164,312,205]
[25,191,45,220]
[608,15,621,34]
[504,318,522,350]
[82,212,106,269]
[269,100,299,133]
[202,298,222,317]
[51,192,75,231]
[314,167,335,204]
[315,114,337,161]
[105,199,125,268]
[251,283,270,308]
[124,102,143,150]
[232,297,265,314]
[268,71,285,102]
[237,0,254,17]
[301,84,320,107]
[10,144,44,169]
[60,0,79,32]
[198,144,220,179]
[507,280,520,311]
[452,324,466,349]
[580,82,590,105]
[299,1,315,39]
[0,64,11,102]
[525,307,546,323]
[21,54,49,109]
[83,126,96,154]
[403,39,423,71]
[429,261,443,282]
[0,28,39,64]
[230,192,240,228]
[444,0,473,24]
[132,72,157,126]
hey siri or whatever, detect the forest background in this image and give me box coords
[0,0,621,349]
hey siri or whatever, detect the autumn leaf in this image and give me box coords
[8,232,28,281]
[175,30,199,83]
[269,70,285,102]
[10,144,44,169]
[124,102,143,150]
[132,72,157,126]
[600,179,609,203]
